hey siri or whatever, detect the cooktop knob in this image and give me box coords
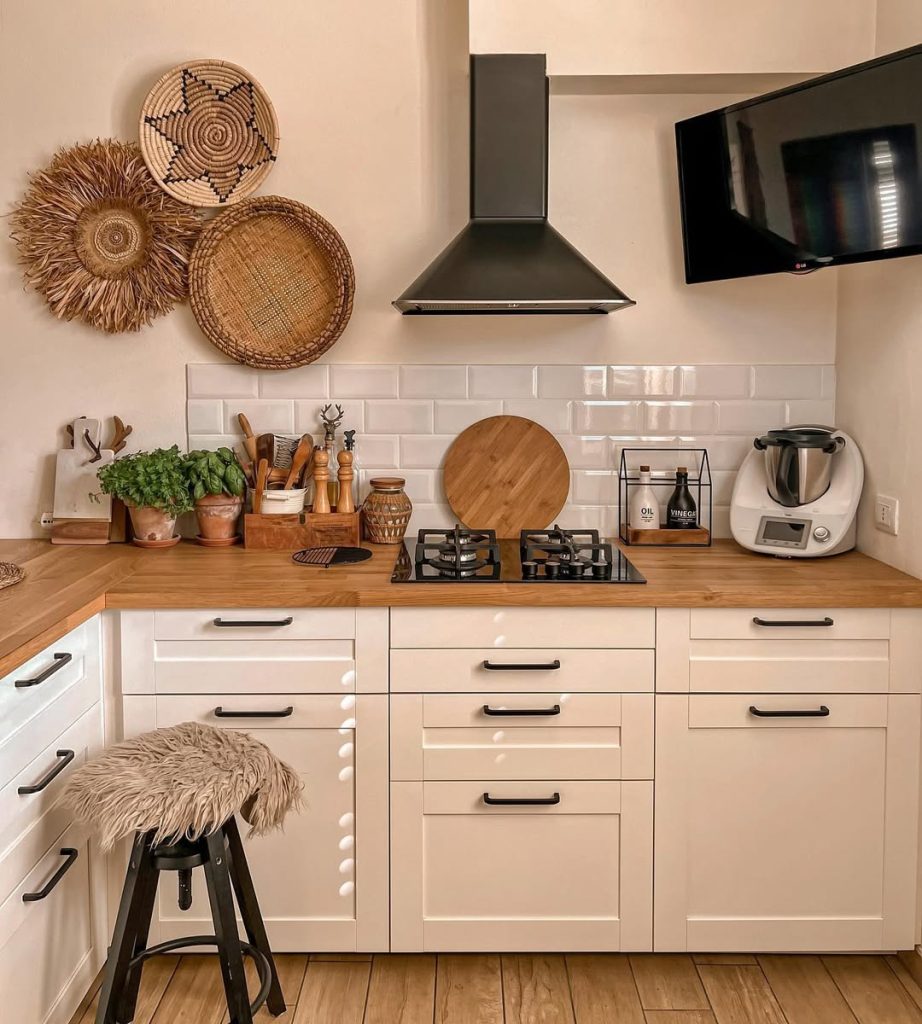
[813,526,831,542]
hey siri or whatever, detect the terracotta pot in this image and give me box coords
[195,492,244,541]
[127,504,177,543]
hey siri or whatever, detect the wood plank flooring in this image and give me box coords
[71,952,922,1024]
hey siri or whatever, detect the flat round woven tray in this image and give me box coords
[140,59,279,207]
[0,562,25,592]
[189,196,354,369]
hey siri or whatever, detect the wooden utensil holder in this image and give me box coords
[243,505,362,549]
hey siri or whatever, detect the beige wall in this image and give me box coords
[834,0,922,578]
[1,0,841,536]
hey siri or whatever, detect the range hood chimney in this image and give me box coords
[394,54,635,315]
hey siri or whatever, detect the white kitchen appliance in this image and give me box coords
[730,426,863,557]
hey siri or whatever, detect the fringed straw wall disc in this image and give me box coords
[189,196,354,369]
[11,140,201,334]
[140,60,279,207]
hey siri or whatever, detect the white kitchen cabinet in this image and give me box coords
[391,779,652,952]
[654,692,921,952]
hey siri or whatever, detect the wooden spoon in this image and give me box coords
[254,458,269,514]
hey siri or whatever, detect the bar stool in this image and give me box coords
[63,722,302,1024]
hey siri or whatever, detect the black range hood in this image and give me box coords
[394,54,635,315]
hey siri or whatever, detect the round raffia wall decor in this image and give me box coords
[11,140,201,334]
[189,195,354,369]
[140,60,279,207]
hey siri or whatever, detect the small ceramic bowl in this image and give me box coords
[260,488,307,515]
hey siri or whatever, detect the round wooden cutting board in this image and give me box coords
[443,415,570,537]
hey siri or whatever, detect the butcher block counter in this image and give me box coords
[2,537,922,673]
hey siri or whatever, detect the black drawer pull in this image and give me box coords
[15,652,73,688]
[22,848,79,902]
[752,617,834,628]
[483,659,561,671]
[483,792,561,806]
[213,616,294,628]
[18,749,75,795]
[749,705,830,718]
[214,706,294,718]
[483,704,561,717]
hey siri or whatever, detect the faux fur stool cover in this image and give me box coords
[63,722,302,851]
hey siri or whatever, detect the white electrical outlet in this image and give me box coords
[39,511,54,528]
[875,494,899,535]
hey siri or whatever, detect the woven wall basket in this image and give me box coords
[189,196,355,369]
[140,59,279,207]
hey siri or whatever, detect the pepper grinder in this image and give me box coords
[337,430,356,514]
[312,449,331,514]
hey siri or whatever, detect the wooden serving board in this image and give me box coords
[443,415,570,538]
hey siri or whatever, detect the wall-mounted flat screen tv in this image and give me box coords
[676,45,922,283]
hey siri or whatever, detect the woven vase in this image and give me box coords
[362,478,412,545]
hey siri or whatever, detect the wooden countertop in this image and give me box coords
[2,537,922,674]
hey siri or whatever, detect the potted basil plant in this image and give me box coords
[96,446,192,547]
[184,447,246,545]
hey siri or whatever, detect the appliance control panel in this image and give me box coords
[755,516,811,550]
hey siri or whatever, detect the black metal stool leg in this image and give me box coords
[96,833,157,1024]
[115,839,160,1023]
[203,829,253,1024]
[224,816,286,1016]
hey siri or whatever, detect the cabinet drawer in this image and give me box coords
[0,618,101,783]
[153,608,356,641]
[688,693,888,729]
[0,823,96,1024]
[153,693,353,730]
[390,607,654,649]
[153,639,355,693]
[390,648,653,693]
[391,779,652,951]
[689,639,889,693]
[689,608,890,640]
[0,706,102,868]
[392,692,653,781]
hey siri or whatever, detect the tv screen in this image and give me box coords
[676,45,922,283]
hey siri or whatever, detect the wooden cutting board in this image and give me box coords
[443,415,570,537]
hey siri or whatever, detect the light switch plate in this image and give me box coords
[875,494,899,535]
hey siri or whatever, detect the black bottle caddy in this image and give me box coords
[617,448,713,547]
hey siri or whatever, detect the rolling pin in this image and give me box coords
[238,413,257,463]
[312,450,331,514]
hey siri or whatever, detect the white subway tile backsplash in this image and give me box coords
[434,400,503,434]
[366,400,433,434]
[503,399,572,433]
[644,401,717,434]
[295,400,364,435]
[187,399,223,434]
[223,400,294,434]
[188,362,835,542]
[188,434,242,455]
[399,365,467,398]
[400,435,455,469]
[331,364,399,398]
[259,364,329,399]
[717,401,786,434]
[469,364,536,398]
[609,365,675,397]
[537,365,606,398]
[785,399,836,426]
[188,363,258,398]
[680,365,751,398]
[573,401,642,434]
[752,365,825,399]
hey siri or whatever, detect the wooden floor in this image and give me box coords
[70,951,922,1024]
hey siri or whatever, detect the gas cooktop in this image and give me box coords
[391,525,646,584]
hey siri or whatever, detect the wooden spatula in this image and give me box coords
[285,436,314,488]
[254,459,269,514]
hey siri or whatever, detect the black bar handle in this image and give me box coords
[752,617,834,628]
[22,848,79,902]
[483,792,561,806]
[15,652,73,688]
[214,706,294,718]
[18,749,75,795]
[213,616,294,628]
[749,705,830,718]
[482,704,561,717]
[482,659,561,671]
